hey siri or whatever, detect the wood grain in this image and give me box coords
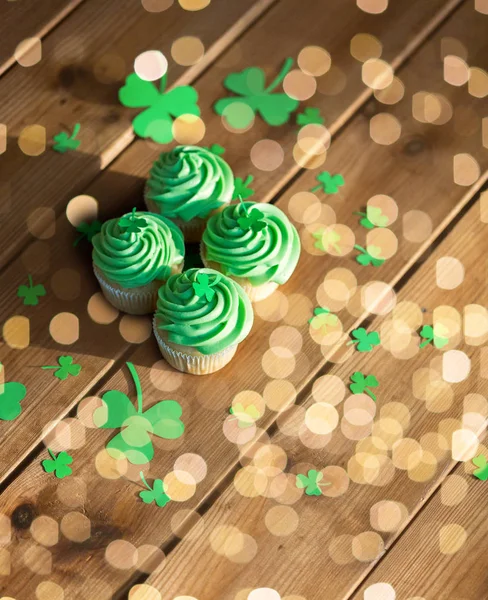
[0,0,85,76]
[0,2,486,598]
[0,0,458,484]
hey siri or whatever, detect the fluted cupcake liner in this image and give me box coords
[153,316,237,375]
[94,266,160,315]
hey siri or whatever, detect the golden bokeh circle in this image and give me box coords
[298,46,331,76]
[49,312,79,345]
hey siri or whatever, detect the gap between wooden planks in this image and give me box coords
[1,2,487,597]
[0,0,277,268]
[139,196,488,600]
[0,0,86,77]
[0,0,463,480]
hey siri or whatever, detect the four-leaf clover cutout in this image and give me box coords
[311,172,344,195]
[347,328,380,353]
[17,275,46,306]
[139,472,171,507]
[119,73,200,143]
[0,364,26,421]
[192,272,221,302]
[472,455,488,481]
[118,208,148,234]
[42,449,73,479]
[419,324,449,349]
[52,123,81,153]
[296,469,331,496]
[214,57,299,128]
[233,175,255,200]
[349,371,379,401]
[41,356,82,380]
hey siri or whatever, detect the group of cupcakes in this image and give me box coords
[91,145,301,375]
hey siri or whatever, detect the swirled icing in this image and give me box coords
[202,202,300,285]
[92,211,184,288]
[145,145,234,221]
[155,268,253,355]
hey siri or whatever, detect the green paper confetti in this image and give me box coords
[192,273,221,302]
[204,144,226,156]
[17,275,46,306]
[233,175,255,200]
[139,471,171,507]
[310,171,344,195]
[347,328,380,352]
[354,244,385,267]
[296,469,331,496]
[308,307,339,330]
[214,57,299,128]
[42,449,73,479]
[118,208,148,234]
[297,107,324,127]
[419,324,449,349]
[229,403,260,428]
[52,123,81,153]
[349,371,379,401]
[0,363,26,421]
[74,220,102,246]
[354,206,389,229]
[119,73,200,143]
[94,362,184,465]
[41,356,81,381]
[312,228,341,253]
[472,455,488,481]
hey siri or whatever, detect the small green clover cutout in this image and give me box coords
[52,123,81,153]
[349,371,379,401]
[233,175,255,200]
[312,228,341,254]
[214,57,299,128]
[74,220,102,246]
[296,469,331,496]
[472,455,488,481]
[41,356,81,381]
[309,307,339,330]
[311,172,344,195]
[17,275,46,306]
[119,72,200,143]
[419,324,449,349]
[347,328,380,352]
[118,208,148,234]
[297,107,324,127]
[193,273,221,302]
[354,244,385,267]
[354,206,389,229]
[237,201,267,233]
[139,472,171,507]
[0,364,26,421]
[204,144,226,156]
[229,403,261,428]
[42,449,73,479]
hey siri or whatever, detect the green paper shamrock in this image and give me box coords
[119,73,200,143]
[192,273,221,301]
[214,57,299,128]
[308,307,339,330]
[42,449,73,479]
[354,244,385,267]
[312,228,341,254]
[139,472,171,507]
[118,208,148,234]
[311,172,344,195]
[349,371,379,401]
[74,220,102,246]
[347,328,380,352]
[232,175,255,200]
[297,107,324,127]
[52,123,81,153]
[204,144,225,156]
[472,455,488,481]
[229,403,261,428]
[237,203,266,233]
[17,275,46,306]
[41,356,81,381]
[296,469,330,496]
[419,324,449,349]
[0,364,26,421]
[354,206,389,229]
[94,362,184,465]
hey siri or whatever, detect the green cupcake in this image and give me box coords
[92,209,184,315]
[201,201,301,301]
[153,268,253,374]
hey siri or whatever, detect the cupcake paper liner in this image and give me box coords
[153,316,237,375]
[94,266,160,315]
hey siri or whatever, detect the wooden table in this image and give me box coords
[0,0,487,598]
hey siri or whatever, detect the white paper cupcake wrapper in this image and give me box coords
[152,316,237,375]
[94,269,158,315]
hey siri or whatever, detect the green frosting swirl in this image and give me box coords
[155,268,253,355]
[146,145,234,222]
[92,211,184,288]
[202,202,301,286]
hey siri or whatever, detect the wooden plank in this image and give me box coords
[0,0,85,76]
[0,2,486,597]
[0,0,274,267]
[135,193,488,600]
[0,0,456,482]
[351,459,488,600]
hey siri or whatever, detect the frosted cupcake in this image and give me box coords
[92,209,184,315]
[153,268,253,375]
[201,201,301,302]
[144,145,234,242]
